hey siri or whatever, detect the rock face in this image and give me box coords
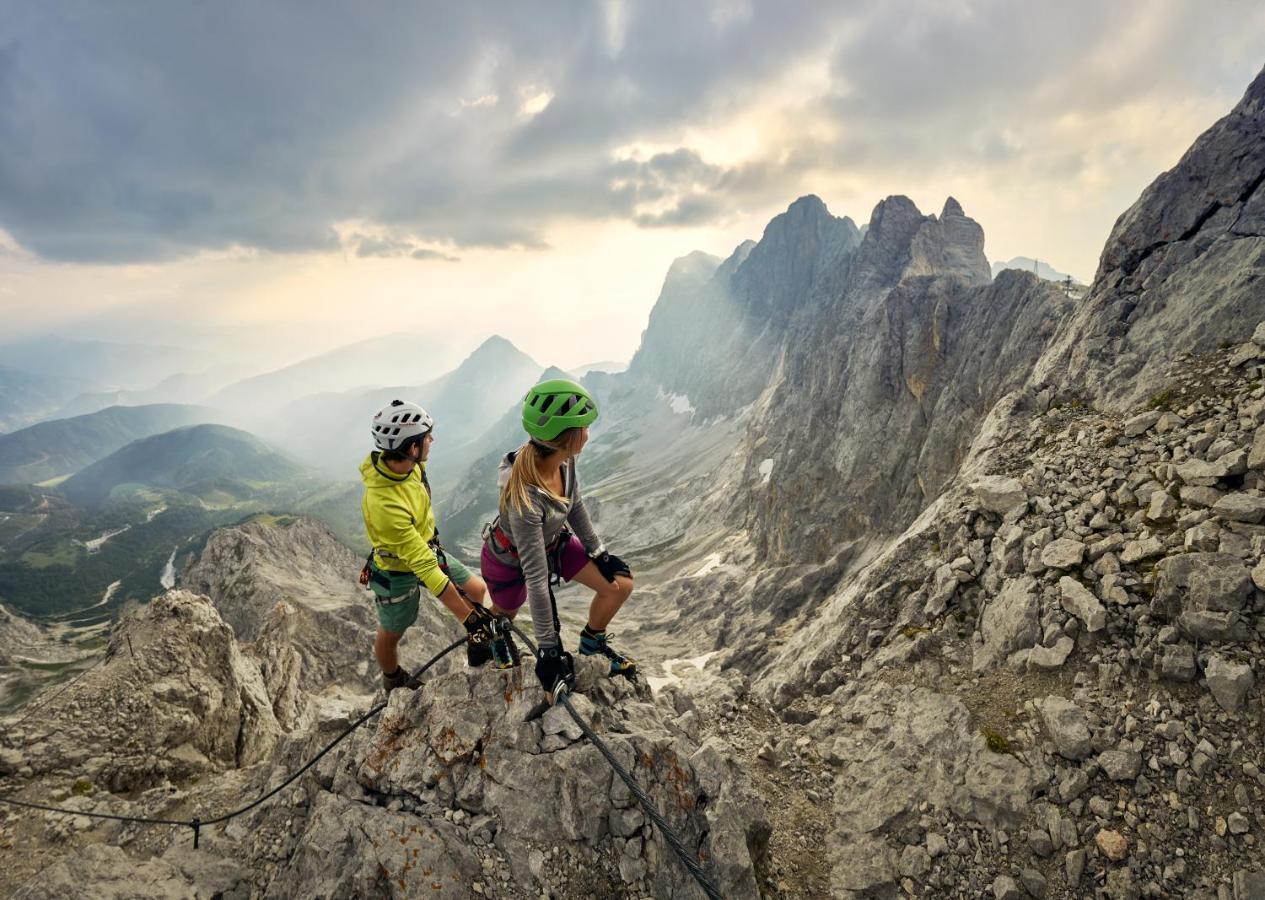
[743,212,1066,560]
[267,658,769,899]
[0,591,296,791]
[628,195,861,420]
[1034,64,1265,408]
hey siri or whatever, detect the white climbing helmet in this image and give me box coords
[371,399,434,451]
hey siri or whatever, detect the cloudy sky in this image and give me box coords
[2,1,1263,373]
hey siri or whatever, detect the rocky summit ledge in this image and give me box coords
[265,656,769,898]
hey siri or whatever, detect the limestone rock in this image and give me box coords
[826,681,1035,894]
[974,577,1041,670]
[1121,537,1165,565]
[1042,539,1086,570]
[12,843,251,899]
[1249,426,1265,470]
[5,591,291,789]
[1027,636,1074,671]
[1213,492,1265,523]
[1059,577,1107,632]
[1160,643,1198,682]
[972,476,1028,515]
[1152,553,1252,641]
[1123,411,1162,436]
[1041,696,1092,760]
[326,657,768,900]
[1204,654,1256,712]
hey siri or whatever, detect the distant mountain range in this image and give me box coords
[990,256,1082,284]
[0,365,99,434]
[59,423,306,508]
[270,335,543,476]
[209,333,464,412]
[0,336,188,391]
[0,404,223,485]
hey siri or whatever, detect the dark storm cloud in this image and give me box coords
[1,1,1262,263]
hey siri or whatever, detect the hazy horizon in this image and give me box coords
[3,2,1265,376]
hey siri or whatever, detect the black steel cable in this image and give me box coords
[0,636,467,847]
[199,634,466,827]
[508,622,724,900]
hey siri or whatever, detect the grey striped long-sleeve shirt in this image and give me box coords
[487,451,602,648]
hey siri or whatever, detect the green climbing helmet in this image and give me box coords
[522,378,598,442]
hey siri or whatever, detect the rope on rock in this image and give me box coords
[0,635,467,849]
[508,622,725,900]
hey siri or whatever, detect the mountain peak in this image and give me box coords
[460,335,538,371]
[854,194,990,286]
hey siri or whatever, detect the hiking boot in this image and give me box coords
[578,627,637,679]
[383,666,419,693]
[490,627,521,669]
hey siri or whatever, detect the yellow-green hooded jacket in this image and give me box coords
[359,452,449,597]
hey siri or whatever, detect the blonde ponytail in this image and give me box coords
[499,429,581,515]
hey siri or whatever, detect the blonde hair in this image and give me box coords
[500,428,582,516]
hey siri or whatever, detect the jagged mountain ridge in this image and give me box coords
[1035,65,1265,408]
[5,63,1265,900]
[627,195,862,420]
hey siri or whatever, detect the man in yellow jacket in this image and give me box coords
[361,399,497,693]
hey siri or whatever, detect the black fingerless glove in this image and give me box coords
[592,551,631,583]
[535,645,576,697]
[463,603,495,642]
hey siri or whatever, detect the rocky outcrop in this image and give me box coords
[0,590,297,791]
[264,658,768,899]
[182,516,451,692]
[0,603,44,666]
[1034,64,1265,408]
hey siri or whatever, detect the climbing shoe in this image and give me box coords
[490,626,521,669]
[578,626,637,679]
[382,666,419,694]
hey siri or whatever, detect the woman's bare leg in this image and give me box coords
[569,562,634,631]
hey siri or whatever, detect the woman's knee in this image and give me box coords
[600,575,633,604]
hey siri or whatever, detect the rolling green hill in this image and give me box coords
[58,424,307,508]
[0,404,222,484]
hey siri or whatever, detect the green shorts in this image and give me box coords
[375,589,421,634]
[370,553,476,634]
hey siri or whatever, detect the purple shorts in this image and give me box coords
[479,535,590,611]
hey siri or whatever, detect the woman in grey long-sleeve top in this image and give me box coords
[479,378,636,698]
